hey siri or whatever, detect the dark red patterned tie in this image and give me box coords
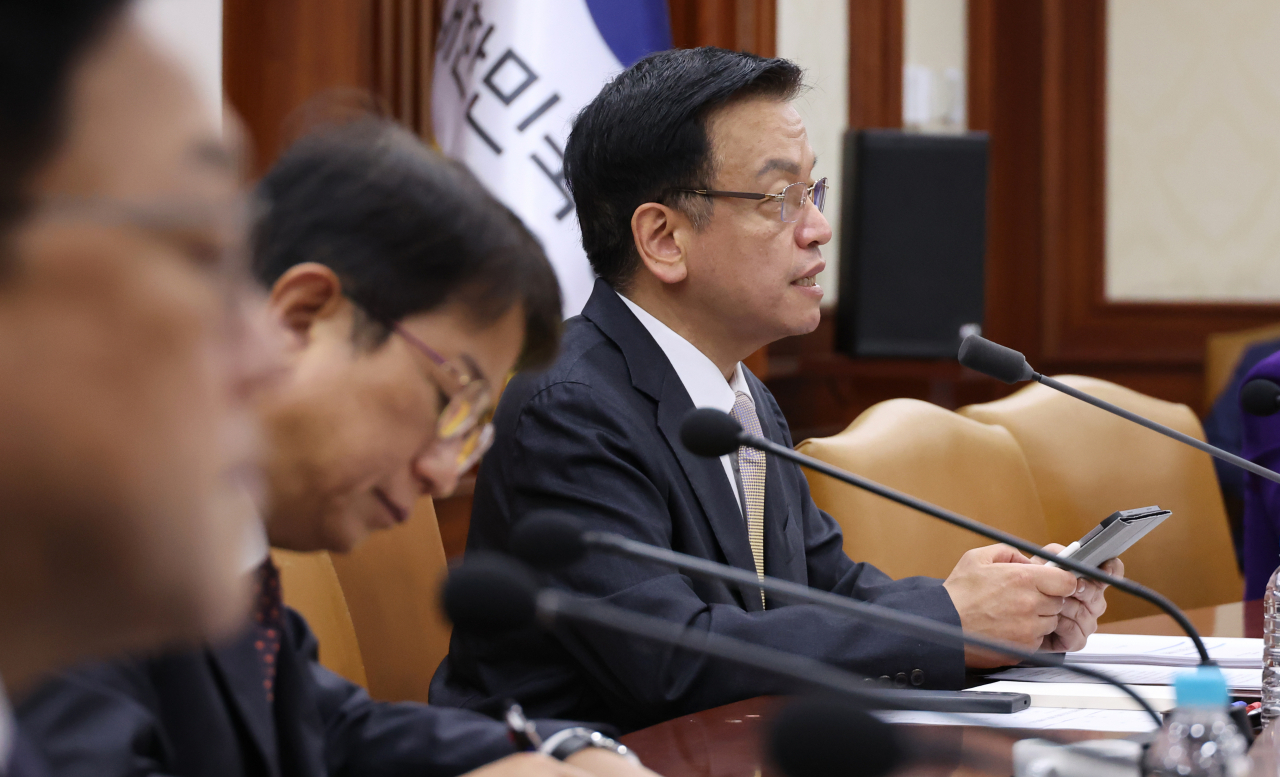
[253,559,283,703]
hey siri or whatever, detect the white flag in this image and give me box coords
[432,0,672,317]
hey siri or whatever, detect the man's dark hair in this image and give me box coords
[0,0,130,238]
[253,118,563,370]
[564,47,804,291]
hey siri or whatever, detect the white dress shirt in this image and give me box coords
[617,293,755,512]
[0,672,13,775]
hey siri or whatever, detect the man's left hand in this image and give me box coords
[1032,543,1124,653]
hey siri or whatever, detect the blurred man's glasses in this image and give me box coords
[391,323,495,474]
[670,177,827,223]
[32,195,259,288]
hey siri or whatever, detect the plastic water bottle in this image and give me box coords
[1265,565,1280,723]
[1145,667,1250,777]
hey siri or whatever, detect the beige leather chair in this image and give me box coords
[959,376,1242,622]
[796,399,1051,581]
[271,548,368,687]
[1204,322,1280,413]
[330,497,452,704]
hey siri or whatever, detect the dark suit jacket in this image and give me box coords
[17,607,580,777]
[431,279,967,733]
[7,730,52,777]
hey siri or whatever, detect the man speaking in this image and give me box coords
[432,47,1120,732]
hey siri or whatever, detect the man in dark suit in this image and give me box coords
[431,47,1122,733]
[19,120,656,777]
[0,2,281,775]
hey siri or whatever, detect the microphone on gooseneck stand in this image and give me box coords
[957,334,1280,486]
[441,557,1158,777]
[1241,378,1280,417]
[439,554,990,715]
[677,407,1215,665]
[509,511,1164,723]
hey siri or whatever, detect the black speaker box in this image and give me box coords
[837,129,989,359]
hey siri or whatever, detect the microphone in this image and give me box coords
[768,697,915,777]
[1242,378,1280,417]
[958,334,1280,486]
[768,695,1139,777]
[442,553,966,714]
[509,511,1163,723]
[768,695,1005,777]
[443,555,1161,732]
[678,407,1213,665]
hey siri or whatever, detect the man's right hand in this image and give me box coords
[942,544,1079,669]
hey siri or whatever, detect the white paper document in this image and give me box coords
[987,663,1261,693]
[1065,633,1261,669]
[972,680,1178,712]
[876,706,1159,733]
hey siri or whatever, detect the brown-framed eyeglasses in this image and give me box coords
[391,323,496,474]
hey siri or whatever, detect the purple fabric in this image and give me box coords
[1240,349,1280,598]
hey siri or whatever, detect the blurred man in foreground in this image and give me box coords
[0,1,277,773]
[21,119,657,777]
[434,47,1122,732]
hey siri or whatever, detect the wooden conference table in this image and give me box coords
[619,601,1259,777]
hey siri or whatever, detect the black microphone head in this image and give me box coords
[440,553,539,634]
[680,407,744,458]
[957,335,1036,384]
[1242,378,1280,417]
[769,696,904,777]
[509,511,588,570]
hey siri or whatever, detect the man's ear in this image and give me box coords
[268,262,346,345]
[631,202,691,285]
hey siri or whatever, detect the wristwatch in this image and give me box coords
[538,727,641,765]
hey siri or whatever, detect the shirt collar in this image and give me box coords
[240,492,270,573]
[0,673,13,773]
[617,293,752,410]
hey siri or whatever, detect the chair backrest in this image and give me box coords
[330,496,452,704]
[796,398,1051,581]
[1204,322,1280,413]
[271,548,367,687]
[959,376,1242,622]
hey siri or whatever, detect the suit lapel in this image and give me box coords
[655,381,766,610]
[272,620,327,777]
[583,281,763,609]
[208,631,281,777]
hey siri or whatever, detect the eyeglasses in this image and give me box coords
[31,194,260,290]
[671,177,828,223]
[392,323,495,474]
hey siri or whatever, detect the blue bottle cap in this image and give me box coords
[1174,666,1229,708]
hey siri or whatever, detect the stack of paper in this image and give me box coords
[972,680,1177,712]
[976,633,1265,709]
[987,663,1261,695]
[877,707,1159,733]
[1062,633,1262,669]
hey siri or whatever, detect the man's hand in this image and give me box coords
[458,749,662,777]
[942,544,1079,669]
[461,753,597,777]
[1032,543,1123,653]
[566,747,662,777]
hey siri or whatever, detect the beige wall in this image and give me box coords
[903,0,966,131]
[134,0,223,126]
[1107,0,1280,302]
[778,0,849,304]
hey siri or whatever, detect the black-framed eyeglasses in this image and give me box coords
[670,177,828,223]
